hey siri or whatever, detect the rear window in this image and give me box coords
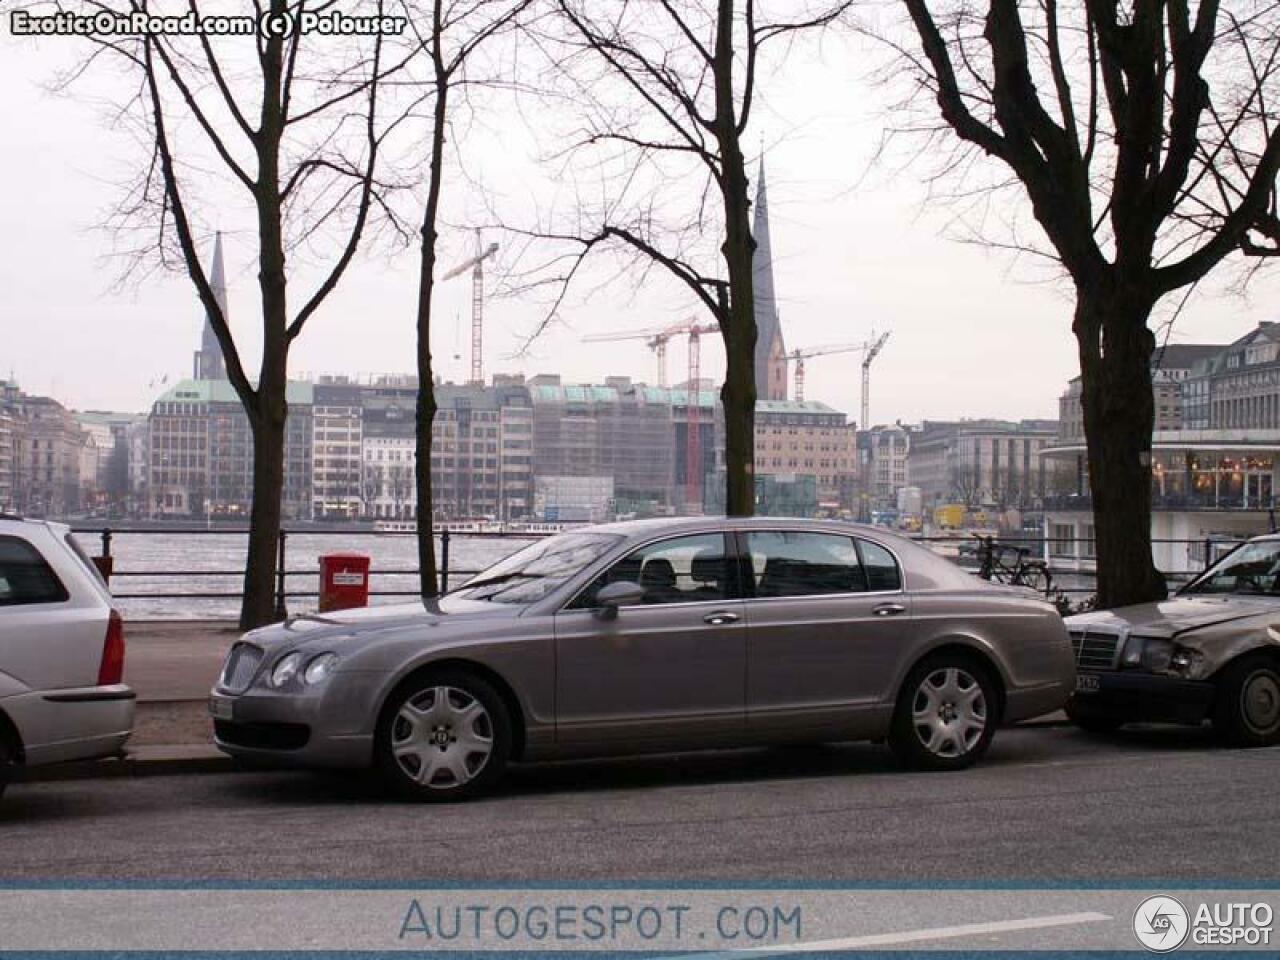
[64,533,110,594]
[0,536,69,606]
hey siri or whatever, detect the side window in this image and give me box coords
[0,536,69,607]
[858,539,902,592]
[573,533,732,608]
[746,531,866,598]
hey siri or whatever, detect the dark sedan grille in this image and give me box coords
[1069,630,1121,670]
[220,643,264,693]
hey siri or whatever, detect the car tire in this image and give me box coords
[375,669,512,801]
[889,653,998,770]
[1064,700,1124,735]
[1212,654,1280,748]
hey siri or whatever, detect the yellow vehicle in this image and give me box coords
[933,504,965,530]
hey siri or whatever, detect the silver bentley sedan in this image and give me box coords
[210,518,1075,799]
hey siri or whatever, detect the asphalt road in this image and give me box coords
[2,724,1278,883]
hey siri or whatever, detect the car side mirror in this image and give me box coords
[595,580,645,620]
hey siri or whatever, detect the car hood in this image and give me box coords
[1066,595,1280,640]
[239,597,525,651]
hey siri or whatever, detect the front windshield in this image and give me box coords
[449,532,623,605]
[1182,540,1280,595]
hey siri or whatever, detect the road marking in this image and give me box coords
[669,911,1111,958]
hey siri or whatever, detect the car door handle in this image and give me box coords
[873,603,906,617]
[704,611,739,625]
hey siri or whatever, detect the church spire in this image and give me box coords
[194,232,229,380]
[752,158,787,401]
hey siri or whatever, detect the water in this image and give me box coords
[71,532,533,620]
[72,530,1106,621]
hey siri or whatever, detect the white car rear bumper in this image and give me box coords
[3,684,136,766]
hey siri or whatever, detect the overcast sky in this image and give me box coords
[4,19,1279,427]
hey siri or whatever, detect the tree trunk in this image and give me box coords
[414,32,448,598]
[713,0,755,518]
[1073,287,1168,609]
[241,399,287,629]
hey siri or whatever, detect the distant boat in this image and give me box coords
[372,519,570,536]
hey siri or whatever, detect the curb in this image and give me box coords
[15,747,234,784]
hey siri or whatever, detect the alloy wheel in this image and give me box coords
[911,667,988,758]
[391,685,494,789]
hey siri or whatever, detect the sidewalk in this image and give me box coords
[16,617,1071,784]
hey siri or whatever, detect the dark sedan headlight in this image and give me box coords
[1122,635,1200,676]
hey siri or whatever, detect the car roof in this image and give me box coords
[583,515,912,543]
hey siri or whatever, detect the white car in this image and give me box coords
[0,515,135,797]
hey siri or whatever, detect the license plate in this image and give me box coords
[208,695,234,720]
[1075,673,1100,693]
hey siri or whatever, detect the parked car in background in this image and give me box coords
[1066,534,1280,745]
[0,515,134,798]
[211,517,1074,800]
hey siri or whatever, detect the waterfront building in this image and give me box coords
[312,378,364,520]
[529,375,680,516]
[1058,342,1220,441]
[1043,324,1280,574]
[0,411,18,514]
[358,378,534,522]
[908,419,1059,511]
[10,393,94,518]
[148,379,313,519]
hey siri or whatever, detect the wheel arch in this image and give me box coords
[1208,643,1280,681]
[378,658,528,761]
[0,705,24,765]
[897,639,1008,723]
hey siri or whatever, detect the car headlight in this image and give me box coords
[304,653,339,685]
[1122,635,1178,673]
[270,652,304,688]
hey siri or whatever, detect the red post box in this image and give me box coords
[318,553,371,612]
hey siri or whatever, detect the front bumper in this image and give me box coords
[209,671,383,769]
[1069,670,1214,725]
[3,683,136,767]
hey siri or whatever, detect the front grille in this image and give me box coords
[1069,630,1121,670]
[220,643,264,693]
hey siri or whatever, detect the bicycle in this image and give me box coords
[973,535,1054,594]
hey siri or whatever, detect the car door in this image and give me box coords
[740,529,913,740]
[553,531,746,751]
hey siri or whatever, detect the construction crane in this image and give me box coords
[583,321,688,387]
[441,229,499,385]
[582,317,717,507]
[785,343,864,402]
[861,331,891,429]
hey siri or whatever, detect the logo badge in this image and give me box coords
[1133,895,1190,952]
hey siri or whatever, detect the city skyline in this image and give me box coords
[8,29,1280,427]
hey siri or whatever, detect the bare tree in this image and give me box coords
[887,0,1280,607]
[515,0,849,517]
[66,0,407,627]
[404,0,529,598]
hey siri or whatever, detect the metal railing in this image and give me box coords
[72,524,1244,617]
[78,526,554,616]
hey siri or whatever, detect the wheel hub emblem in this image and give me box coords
[430,728,451,746]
